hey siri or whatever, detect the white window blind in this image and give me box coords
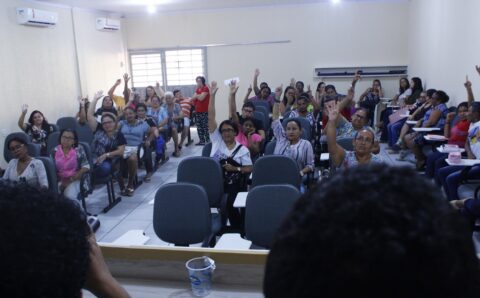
[165,49,205,86]
[130,53,163,88]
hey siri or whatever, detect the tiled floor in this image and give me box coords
[88,130,475,246]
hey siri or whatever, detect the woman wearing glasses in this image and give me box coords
[51,129,90,206]
[87,91,126,179]
[2,137,48,189]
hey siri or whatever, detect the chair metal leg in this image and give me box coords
[103,180,122,213]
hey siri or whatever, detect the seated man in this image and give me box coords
[235,101,266,140]
[264,164,480,297]
[0,182,130,297]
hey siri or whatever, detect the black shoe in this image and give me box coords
[195,142,205,146]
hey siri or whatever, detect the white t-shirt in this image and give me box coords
[468,121,480,159]
[3,158,48,189]
[397,89,412,106]
[209,128,252,166]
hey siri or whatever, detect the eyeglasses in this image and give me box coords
[353,114,366,120]
[61,136,75,140]
[221,128,235,133]
[102,121,114,125]
[9,144,24,151]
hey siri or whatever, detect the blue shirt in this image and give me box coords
[119,120,150,146]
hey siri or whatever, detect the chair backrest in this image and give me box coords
[77,123,94,145]
[245,184,301,248]
[153,183,211,246]
[56,117,79,131]
[252,100,271,113]
[46,131,61,157]
[36,156,58,195]
[282,117,312,140]
[264,140,276,155]
[177,157,224,207]
[253,111,266,129]
[255,105,270,130]
[251,155,301,189]
[201,142,212,157]
[337,137,354,151]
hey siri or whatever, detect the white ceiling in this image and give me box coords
[33,0,402,16]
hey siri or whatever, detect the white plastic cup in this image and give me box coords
[185,256,216,297]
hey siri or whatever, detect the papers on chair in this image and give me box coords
[445,159,480,166]
[436,145,465,153]
[424,134,447,141]
[320,153,330,161]
[111,230,150,246]
[406,120,418,125]
[214,233,252,250]
[233,192,248,208]
[413,127,440,132]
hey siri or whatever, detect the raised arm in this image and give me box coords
[207,81,218,133]
[18,104,28,131]
[337,86,355,112]
[243,86,253,104]
[253,69,260,95]
[87,91,103,132]
[155,81,165,99]
[108,79,121,99]
[229,81,240,123]
[326,101,346,167]
[358,88,370,103]
[78,97,87,125]
[123,73,130,103]
[272,85,283,121]
[351,70,361,90]
[444,112,455,138]
[465,75,474,106]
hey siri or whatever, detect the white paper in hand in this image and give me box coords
[224,77,240,86]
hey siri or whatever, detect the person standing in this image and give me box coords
[191,76,210,145]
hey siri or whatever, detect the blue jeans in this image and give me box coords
[426,151,448,178]
[93,161,112,178]
[387,118,406,147]
[436,165,480,201]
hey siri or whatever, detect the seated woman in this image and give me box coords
[401,90,450,170]
[136,103,159,179]
[52,129,90,206]
[208,81,253,231]
[287,95,316,130]
[87,91,126,184]
[18,105,55,156]
[271,89,315,179]
[358,79,384,125]
[118,106,152,195]
[425,102,469,178]
[378,77,411,141]
[326,101,382,168]
[158,92,183,157]
[93,94,118,119]
[228,81,263,160]
[2,137,48,189]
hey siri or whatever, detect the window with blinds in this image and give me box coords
[165,49,205,86]
[130,53,163,88]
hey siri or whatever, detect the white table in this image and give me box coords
[233,192,249,208]
[437,146,465,153]
[413,127,440,132]
[424,134,447,141]
[320,153,330,161]
[445,159,480,166]
[406,120,418,125]
[214,233,252,250]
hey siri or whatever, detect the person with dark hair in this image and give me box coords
[192,75,210,146]
[401,90,450,170]
[146,95,163,123]
[87,91,126,180]
[17,104,55,155]
[2,137,48,189]
[406,77,424,105]
[294,80,305,95]
[325,101,382,168]
[321,71,361,124]
[281,86,296,114]
[272,88,314,179]
[0,182,130,297]
[144,81,165,107]
[235,98,265,140]
[391,77,411,106]
[228,81,264,160]
[358,79,384,125]
[244,84,275,110]
[52,129,90,205]
[136,103,159,181]
[264,164,480,298]
[93,95,118,118]
[425,101,470,178]
[208,81,253,230]
[107,73,131,110]
[174,89,193,149]
[287,95,315,128]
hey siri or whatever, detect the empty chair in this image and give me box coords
[37,156,58,195]
[255,105,270,131]
[153,182,220,247]
[56,117,79,131]
[245,184,301,248]
[46,131,61,156]
[3,132,32,162]
[201,142,213,157]
[253,111,267,131]
[252,101,271,114]
[177,157,225,208]
[251,155,301,189]
[282,117,312,140]
[337,137,354,151]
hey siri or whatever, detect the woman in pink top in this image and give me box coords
[228,81,264,160]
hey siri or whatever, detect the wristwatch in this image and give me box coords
[299,171,304,177]
[106,153,110,158]
[237,167,241,172]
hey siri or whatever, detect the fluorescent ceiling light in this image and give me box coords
[147,5,157,13]
[332,0,341,4]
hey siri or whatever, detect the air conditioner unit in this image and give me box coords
[96,18,120,31]
[16,7,58,27]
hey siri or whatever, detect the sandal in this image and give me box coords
[143,173,152,183]
[121,187,134,197]
[172,151,181,157]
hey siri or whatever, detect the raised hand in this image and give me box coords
[353,70,361,83]
[229,80,239,95]
[115,79,121,85]
[77,96,86,106]
[94,90,104,100]
[465,75,472,88]
[209,81,218,95]
[325,101,339,122]
[123,73,130,83]
[446,112,456,123]
[275,84,284,100]
[247,84,253,93]
[290,78,295,86]
[155,81,160,88]
[21,104,28,114]
[254,68,260,77]
[307,84,312,95]
[476,65,480,76]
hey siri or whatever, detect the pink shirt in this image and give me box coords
[235,132,262,147]
[54,145,78,183]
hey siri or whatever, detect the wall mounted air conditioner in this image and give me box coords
[314,66,408,78]
[16,7,58,27]
[96,18,120,31]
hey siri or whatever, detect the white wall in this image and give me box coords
[408,0,480,106]
[125,1,409,120]
[0,0,127,166]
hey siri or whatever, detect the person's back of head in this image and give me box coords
[0,182,90,298]
[264,164,480,298]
